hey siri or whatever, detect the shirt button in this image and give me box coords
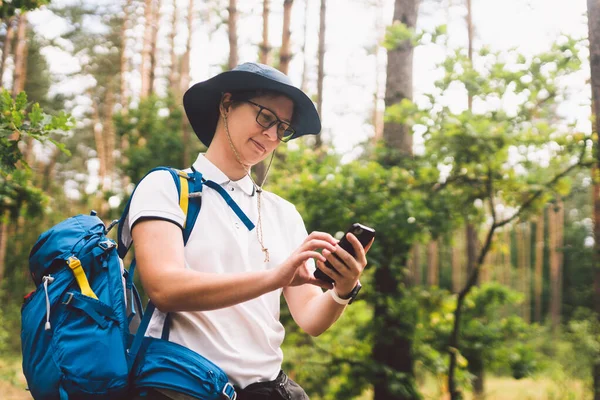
[230,187,235,191]
[235,222,240,229]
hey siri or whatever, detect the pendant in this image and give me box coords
[262,247,270,263]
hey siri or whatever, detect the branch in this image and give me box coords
[496,147,591,229]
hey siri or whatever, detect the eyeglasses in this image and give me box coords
[245,100,295,142]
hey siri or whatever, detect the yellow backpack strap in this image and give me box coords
[67,257,98,299]
[176,170,189,227]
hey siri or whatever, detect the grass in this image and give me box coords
[0,358,592,400]
[418,374,590,400]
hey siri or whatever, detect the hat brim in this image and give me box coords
[183,70,321,147]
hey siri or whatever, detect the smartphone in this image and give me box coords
[314,223,376,284]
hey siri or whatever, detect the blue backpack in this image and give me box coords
[21,166,250,399]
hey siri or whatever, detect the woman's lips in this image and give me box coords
[250,139,266,153]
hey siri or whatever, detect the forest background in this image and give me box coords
[1,0,600,399]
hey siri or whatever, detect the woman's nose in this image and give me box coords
[262,124,279,141]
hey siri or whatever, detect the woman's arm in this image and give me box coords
[283,233,372,336]
[132,219,337,312]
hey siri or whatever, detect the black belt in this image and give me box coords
[235,370,295,400]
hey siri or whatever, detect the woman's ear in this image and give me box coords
[220,93,233,117]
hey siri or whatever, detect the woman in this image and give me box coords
[123,62,373,399]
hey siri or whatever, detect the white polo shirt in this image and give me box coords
[120,153,312,388]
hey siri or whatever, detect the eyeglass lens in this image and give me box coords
[256,108,294,140]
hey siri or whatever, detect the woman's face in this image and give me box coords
[223,93,294,166]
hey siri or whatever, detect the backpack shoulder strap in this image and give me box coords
[117,166,184,259]
[175,168,204,246]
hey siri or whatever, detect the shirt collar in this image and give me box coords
[192,154,256,196]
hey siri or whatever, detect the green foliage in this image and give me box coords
[0,0,49,18]
[114,95,203,184]
[0,90,72,174]
[0,90,72,219]
[383,23,447,50]
[414,283,535,384]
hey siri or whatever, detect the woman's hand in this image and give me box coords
[316,233,374,297]
[272,231,337,290]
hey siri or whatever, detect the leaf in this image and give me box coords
[29,103,43,126]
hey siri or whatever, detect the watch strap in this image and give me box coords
[329,289,352,305]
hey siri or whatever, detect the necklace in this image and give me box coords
[223,114,275,263]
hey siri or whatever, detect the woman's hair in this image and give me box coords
[221,90,296,124]
[226,89,284,104]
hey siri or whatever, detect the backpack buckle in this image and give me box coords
[99,240,116,251]
[62,292,74,305]
[222,382,237,400]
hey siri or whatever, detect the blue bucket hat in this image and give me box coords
[183,62,322,147]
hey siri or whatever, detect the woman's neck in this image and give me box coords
[205,142,249,181]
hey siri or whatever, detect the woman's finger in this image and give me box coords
[316,259,341,279]
[306,231,337,245]
[364,238,375,253]
[294,250,326,265]
[323,248,351,274]
[345,233,367,267]
[301,239,337,253]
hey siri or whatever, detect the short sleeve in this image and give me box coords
[119,170,186,248]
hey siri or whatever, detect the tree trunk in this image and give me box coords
[42,147,61,192]
[92,98,107,185]
[549,200,564,331]
[279,0,293,74]
[372,0,385,142]
[525,223,532,323]
[466,0,474,109]
[228,0,238,70]
[0,16,15,88]
[181,0,194,163]
[372,2,422,398]
[0,212,7,283]
[534,212,545,323]
[382,0,420,153]
[503,225,512,287]
[168,0,179,91]
[104,80,116,193]
[140,0,154,98]
[148,0,162,95]
[373,249,419,400]
[120,0,133,110]
[588,0,600,395]
[412,243,421,285]
[427,239,438,286]
[516,223,531,323]
[314,0,326,148]
[260,0,270,64]
[300,0,309,92]
[466,223,478,279]
[467,353,485,400]
[12,12,27,96]
[13,13,34,165]
[451,229,462,292]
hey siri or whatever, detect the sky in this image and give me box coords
[26,0,592,162]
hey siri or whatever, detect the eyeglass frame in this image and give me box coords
[244,100,295,142]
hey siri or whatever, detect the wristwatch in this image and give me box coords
[329,281,362,305]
